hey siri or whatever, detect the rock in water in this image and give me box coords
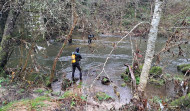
[101,76,111,85]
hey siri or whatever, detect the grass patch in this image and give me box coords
[177,64,190,70]
[34,88,44,94]
[170,93,190,108]
[96,92,112,101]
[80,96,87,101]
[0,96,51,111]
[30,96,50,110]
[60,91,73,98]
[18,88,25,93]
[121,83,126,87]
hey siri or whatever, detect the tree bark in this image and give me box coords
[50,0,78,83]
[68,0,76,44]
[0,0,9,42]
[138,0,163,92]
[0,2,21,72]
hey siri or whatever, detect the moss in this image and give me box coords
[121,73,129,82]
[149,66,162,75]
[103,77,108,82]
[96,92,112,101]
[181,66,190,73]
[135,75,140,85]
[121,83,126,87]
[177,64,190,75]
[170,93,190,108]
[125,65,143,75]
[125,65,162,76]
[177,64,190,70]
[123,65,163,85]
[149,78,165,86]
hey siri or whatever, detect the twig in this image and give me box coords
[124,64,136,89]
[155,41,187,57]
[184,69,190,77]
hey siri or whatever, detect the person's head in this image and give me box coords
[76,47,79,53]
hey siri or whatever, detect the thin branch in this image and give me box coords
[49,0,78,83]
[89,22,148,88]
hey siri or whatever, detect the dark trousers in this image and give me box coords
[88,38,92,44]
[72,63,82,80]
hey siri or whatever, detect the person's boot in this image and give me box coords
[80,73,82,80]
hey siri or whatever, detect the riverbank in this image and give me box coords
[1,65,190,111]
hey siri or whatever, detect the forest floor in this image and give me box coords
[0,77,130,111]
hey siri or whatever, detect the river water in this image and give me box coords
[8,35,190,108]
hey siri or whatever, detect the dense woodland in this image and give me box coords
[0,0,190,111]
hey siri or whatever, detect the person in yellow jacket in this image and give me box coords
[71,47,82,81]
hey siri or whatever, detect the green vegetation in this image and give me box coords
[170,93,190,108]
[80,96,87,101]
[177,64,190,70]
[123,65,163,85]
[71,99,76,107]
[0,100,18,111]
[0,70,7,78]
[0,77,9,88]
[135,76,140,85]
[96,92,112,101]
[121,73,129,82]
[173,75,184,81]
[0,96,51,111]
[18,88,25,93]
[62,79,72,90]
[34,88,44,94]
[149,78,165,86]
[61,91,72,98]
[25,73,50,86]
[150,96,162,103]
[121,83,126,87]
[177,64,190,74]
[149,66,162,75]
[103,77,108,82]
[30,96,50,110]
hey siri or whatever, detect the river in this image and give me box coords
[7,34,190,109]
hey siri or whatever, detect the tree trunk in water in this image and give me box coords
[68,0,76,44]
[138,0,163,92]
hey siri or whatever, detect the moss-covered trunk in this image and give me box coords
[0,0,9,42]
[0,7,20,73]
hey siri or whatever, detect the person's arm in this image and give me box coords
[76,53,82,59]
[79,54,82,59]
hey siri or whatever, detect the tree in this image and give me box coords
[138,0,163,92]
[0,1,24,73]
